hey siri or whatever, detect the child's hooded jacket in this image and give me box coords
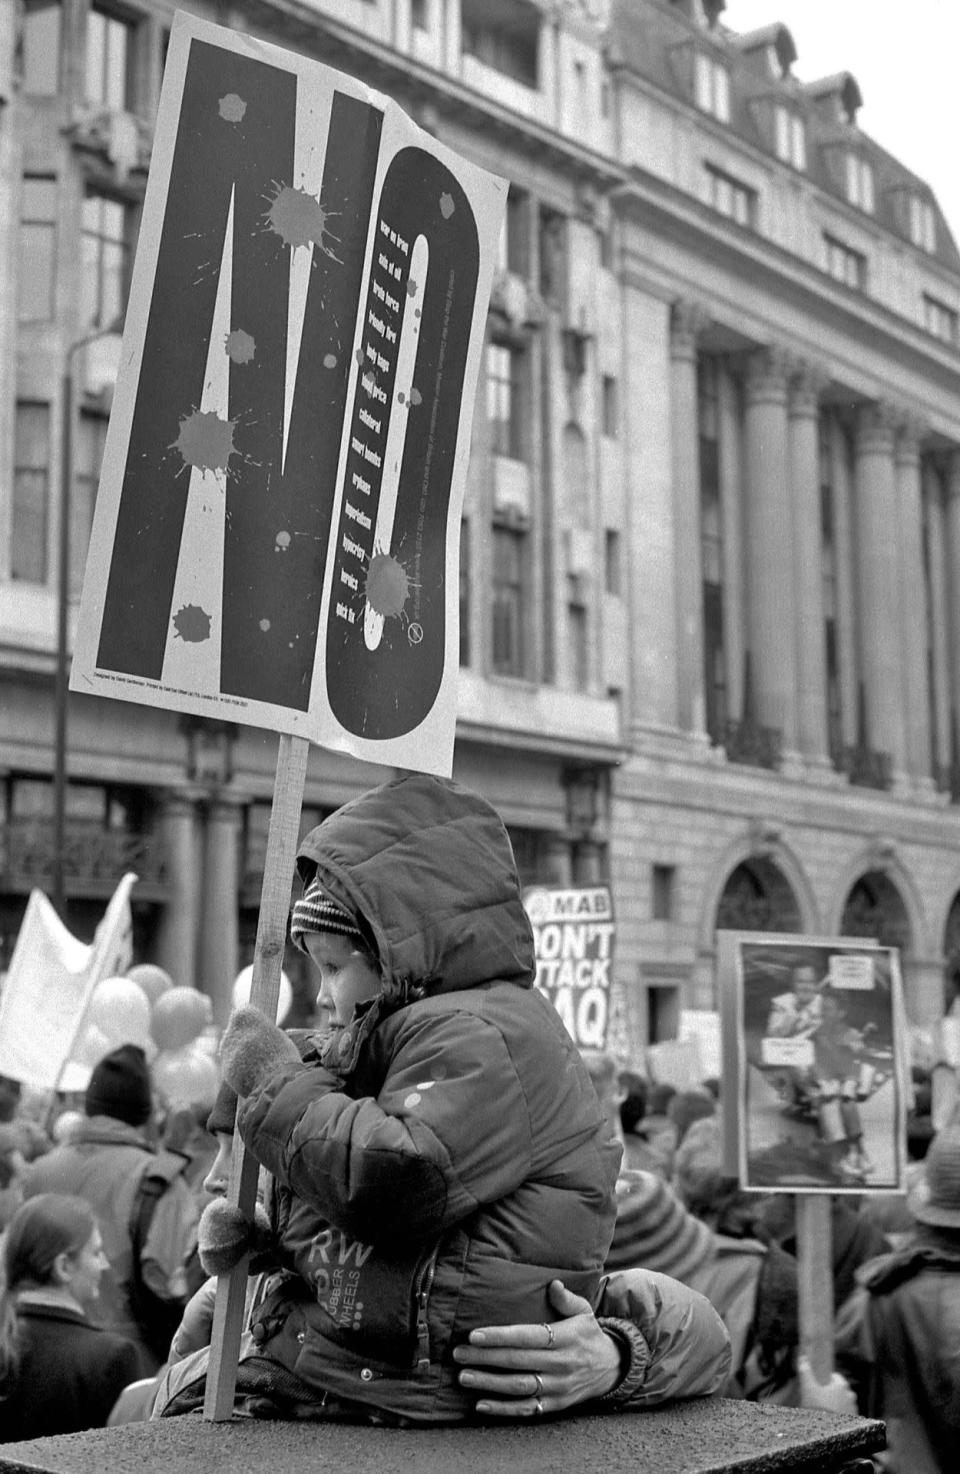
[232,774,620,1422]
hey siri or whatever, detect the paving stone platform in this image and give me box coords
[0,1397,884,1474]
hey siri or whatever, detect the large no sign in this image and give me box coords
[71,13,505,774]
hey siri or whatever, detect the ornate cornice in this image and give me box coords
[787,362,828,419]
[745,345,791,403]
[669,299,709,360]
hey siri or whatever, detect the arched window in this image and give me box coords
[715,858,802,934]
[840,872,911,952]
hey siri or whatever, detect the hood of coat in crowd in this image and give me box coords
[295,773,535,1000]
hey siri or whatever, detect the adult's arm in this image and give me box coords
[453,1271,730,1417]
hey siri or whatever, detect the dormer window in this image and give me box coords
[910,196,937,254]
[774,105,805,170]
[695,52,730,121]
[846,154,874,214]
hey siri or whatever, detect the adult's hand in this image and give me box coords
[453,1279,621,1417]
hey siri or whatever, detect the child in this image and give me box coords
[162,774,621,1423]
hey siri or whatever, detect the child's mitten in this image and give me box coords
[198,1198,274,1277]
[220,1006,301,1097]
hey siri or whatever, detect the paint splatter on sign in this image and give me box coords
[173,604,212,642]
[225,328,256,363]
[259,619,271,632]
[171,409,238,473]
[218,93,246,123]
[264,185,339,256]
[439,192,455,219]
[275,530,291,552]
[365,552,410,619]
[409,387,422,407]
[323,353,338,369]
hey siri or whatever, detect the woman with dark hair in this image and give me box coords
[0,1193,139,1442]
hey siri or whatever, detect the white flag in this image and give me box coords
[0,873,137,1090]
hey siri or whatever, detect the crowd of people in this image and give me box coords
[0,774,954,1473]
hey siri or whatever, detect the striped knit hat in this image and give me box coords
[290,875,366,954]
[605,1169,715,1283]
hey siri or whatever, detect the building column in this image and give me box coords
[718,364,745,722]
[622,289,680,741]
[670,300,707,739]
[154,791,201,990]
[744,346,797,748]
[925,461,952,781]
[896,423,933,788]
[855,404,908,777]
[543,835,573,887]
[830,419,859,750]
[945,454,960,746]
[788,365,829,765]
[199,795,242,1027]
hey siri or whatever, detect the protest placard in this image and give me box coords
[70,11,505,778]
[523,885,616,1050]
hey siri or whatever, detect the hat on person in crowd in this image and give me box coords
[290,875,367,955]
[911,1123,960,1229]
[84,1044,152,1128]
[606,1167,715,1282]
[206,1081,238,1138]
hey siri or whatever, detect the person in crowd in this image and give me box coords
[0,1074,50,1165]
[618,1072,671,1175]
[581,1050,797,1400]
[835,1121,960,1473]
[23,1043,199,1375]
[0,1193,140,1441]
[0,1150,24,1234]
[155,774,727,1423]
[667,1089,717,1150]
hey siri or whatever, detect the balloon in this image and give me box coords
[52,1110,83,1145]
[150,987,213,1052]
[152,1044,219,1112]
[84,976,152,1052]
[231,965,292,1025]
[126,963,174,1007]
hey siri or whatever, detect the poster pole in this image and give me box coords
[796,1193,834,1384]
[203,733,309,1421]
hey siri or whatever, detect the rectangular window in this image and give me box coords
[459,517,470,667]
[846,154,875,214]
[497,187,529,277]
[823,233,866,291]
[910,196,937,253]
[694,52,730,122]
[601,375,619,438]
[72,411,109,599]
[18,176,58,323]
[462,0,539,88]
[492,524,526,676]
[652,864,675,922]
[487,342,524,459]
[12,402,51,584]
[922,293,958,345]
[704,164,755,228]
[85,3,134,110]
[538,207,566,302]
[81,190,130,330]
[568,590,588,691]
[604,529,622,597]
[22,0,61,95]
[774,104,806,170]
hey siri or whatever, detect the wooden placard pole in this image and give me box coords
[203,733,309,1421]
[796,1193,833,1385]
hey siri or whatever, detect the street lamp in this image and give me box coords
[52,318,124,918]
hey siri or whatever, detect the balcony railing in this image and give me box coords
[721,716,783,770]
[837,744,893,792]
[0,820,166,892]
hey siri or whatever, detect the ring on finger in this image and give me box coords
[541,1323,555,1349]
[532,1373,544,1398]
[534,1399,544,1417]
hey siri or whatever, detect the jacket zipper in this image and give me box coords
[412,1246,439,1374]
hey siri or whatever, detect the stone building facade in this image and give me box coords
[2,0,960,1049]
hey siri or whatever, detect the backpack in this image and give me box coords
[127,1151,192,1363]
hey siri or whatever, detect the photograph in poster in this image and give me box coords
[523,886,615,1050]
[69,13,505,776]
[723,934,905,1193]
